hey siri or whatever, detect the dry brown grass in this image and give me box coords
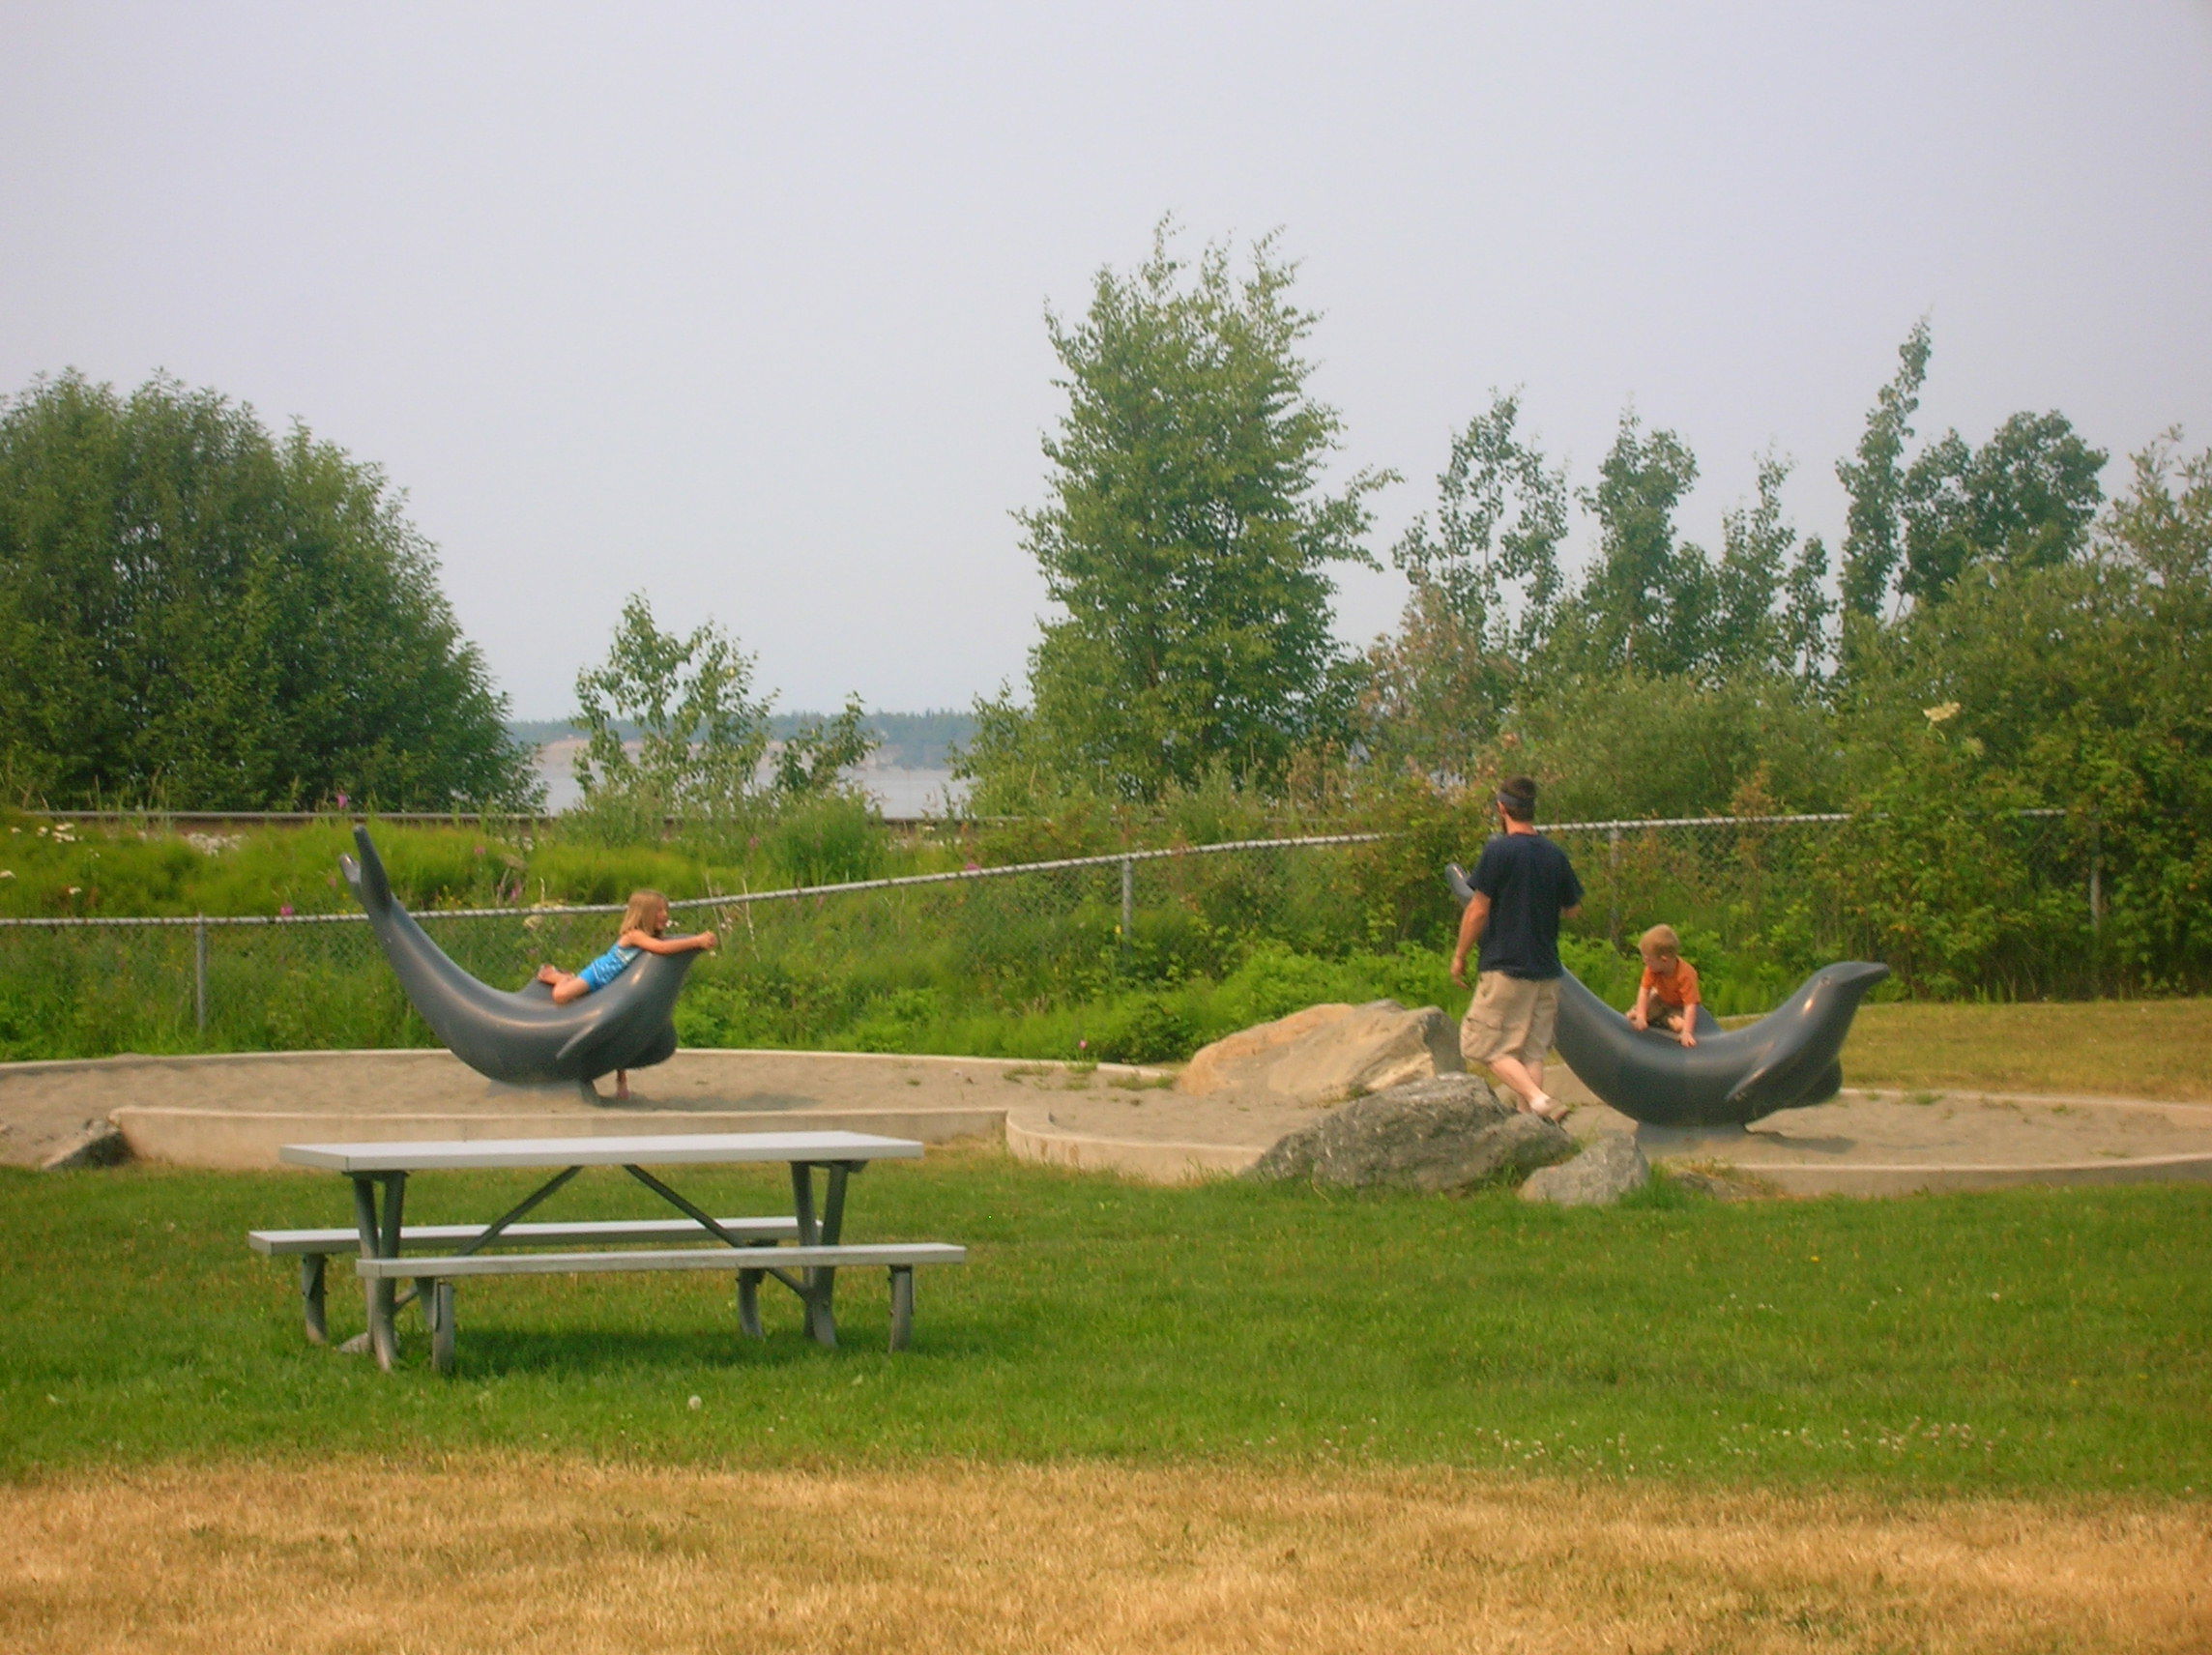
[4,1459,2206,1654]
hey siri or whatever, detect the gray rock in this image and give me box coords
[1520,1133,1650,1205]
[1247,1073,1576,1192]
[41,1120,131,1172]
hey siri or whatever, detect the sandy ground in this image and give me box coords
[0,1049,1202,1168]
[10,1045,2212,1180]
[3,1460,2206,1654]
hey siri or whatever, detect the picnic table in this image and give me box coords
[256,1131,965,1372]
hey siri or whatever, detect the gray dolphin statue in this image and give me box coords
[1445,862,1888,1127]
[342,826,698,1090]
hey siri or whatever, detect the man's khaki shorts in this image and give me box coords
[1460,972,1559,1067]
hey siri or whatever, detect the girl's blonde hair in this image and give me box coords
[622,889,670,935]
[1639,923,1680,955]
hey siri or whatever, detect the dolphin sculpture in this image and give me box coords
[1445,863,1888,1127]
[342,826,698,1091]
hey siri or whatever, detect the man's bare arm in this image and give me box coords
[1450,892,1491,987]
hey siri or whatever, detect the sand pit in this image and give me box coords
[7,1042,2212,1195]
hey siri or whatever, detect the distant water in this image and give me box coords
[531,743,965,819]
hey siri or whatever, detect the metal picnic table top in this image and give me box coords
[277,1130,926,1174]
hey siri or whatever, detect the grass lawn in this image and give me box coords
[1839,997,2212,1101]
[4,1148,2206,1495]
[8,1149,2209,1651]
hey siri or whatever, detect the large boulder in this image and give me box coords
[1179,1000,1462,1108]
[1246,1073,1576,1192]
[1521,1133,1650,1206]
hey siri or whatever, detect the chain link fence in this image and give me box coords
[0,834,1383,1060]
[0,810,2131,1062]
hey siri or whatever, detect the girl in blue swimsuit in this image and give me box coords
[535,888,717,1098]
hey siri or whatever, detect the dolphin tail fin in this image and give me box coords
[341,827,395,915]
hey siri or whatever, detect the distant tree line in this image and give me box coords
[954,223,2210,990]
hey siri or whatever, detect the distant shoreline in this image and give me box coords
[526,736,966,817]
[507,711,976,774]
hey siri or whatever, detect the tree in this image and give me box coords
[1712,451,1834,683]
[1828,434,2212,991]
[770,694,875,798]
[572,594,772,821]
[0,371,537,810]
[1362,392,1566,773]
[1388,390,1568,654]
[979,222,1392,801]
[1897,411,2107,602]
[571,594,876,826]
[1837,318,1933,619]
[1547,412,1706,677]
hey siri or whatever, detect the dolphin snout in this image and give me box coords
[1817,961,1890,1000]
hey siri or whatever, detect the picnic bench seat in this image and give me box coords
[358,1242,968,1370]
[249,1217,800,1346]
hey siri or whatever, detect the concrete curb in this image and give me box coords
[1003,1107,1262,1183]
[1700,1149,2212,1198]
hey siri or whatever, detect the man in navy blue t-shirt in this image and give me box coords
[1449,774,1584,1119]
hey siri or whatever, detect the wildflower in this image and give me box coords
[1078,1037,1088,1051]
[278,903,295,916]
[335,793,349,809]
[65,886,81,896]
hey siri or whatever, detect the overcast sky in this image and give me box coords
[5,3,2208,719]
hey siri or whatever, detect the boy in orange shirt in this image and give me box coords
[1627,923,1701,1047]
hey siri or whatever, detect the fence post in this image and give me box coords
[193,915,209,1033]
[1120,856,1135,950]
[1607,826,1621,948]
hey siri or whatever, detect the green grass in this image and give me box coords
[4,1154,2205,1495]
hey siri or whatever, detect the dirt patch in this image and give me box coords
[2,1460,2204,1653]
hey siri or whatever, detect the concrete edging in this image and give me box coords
[1003,1107,1261,1184]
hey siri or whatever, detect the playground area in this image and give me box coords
[11,1038,2212,1197]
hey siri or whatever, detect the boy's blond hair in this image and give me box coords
[1639,923,1680,955]
[622,889,670,935]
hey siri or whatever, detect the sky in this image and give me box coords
[4,2,2208,719]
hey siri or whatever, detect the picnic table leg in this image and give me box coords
[814,1163,857,1348]
[352,1172,405,1371]
[300,1254,329,1345]
[737,1268,764,1338]
[429,1282,456,1375]
[789,1162,837,1349]
[888,1265,914,1352]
